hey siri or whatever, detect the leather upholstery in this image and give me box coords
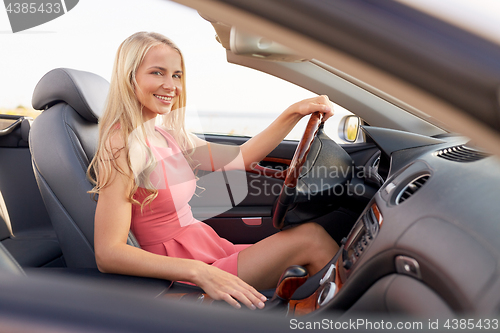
[32,68,108,123]
[0,242,25,276]
[30,68,139,268]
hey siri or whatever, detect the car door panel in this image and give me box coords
[190,168,281,243]
[189,134,286,243]
[0,115,63,267]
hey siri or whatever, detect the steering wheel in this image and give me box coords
[272,112,353,230]
[273,112,323,229]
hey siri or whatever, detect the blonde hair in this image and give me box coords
[88,32,194,208]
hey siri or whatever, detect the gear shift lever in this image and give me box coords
[266,265,309,311]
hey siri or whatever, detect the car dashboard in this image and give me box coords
[304,127,500,316]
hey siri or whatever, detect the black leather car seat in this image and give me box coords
[30,68,139,268]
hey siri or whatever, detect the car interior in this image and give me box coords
[1,0,500,324]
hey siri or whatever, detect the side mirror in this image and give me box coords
[341,116,360,142]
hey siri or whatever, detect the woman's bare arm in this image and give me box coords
[240,95,333,168]
[188,96,334,171]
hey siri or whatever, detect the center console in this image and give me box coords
[339,203,382,281]
[289,202,383,315]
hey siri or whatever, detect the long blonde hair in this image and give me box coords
[88,32,194,208]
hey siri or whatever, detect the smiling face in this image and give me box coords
[134,44,183,122]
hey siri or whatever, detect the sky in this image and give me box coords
[2,0,497,139]
[2,0,499,115]
[0,0,315,113]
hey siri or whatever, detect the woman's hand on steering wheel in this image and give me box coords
[194,262,267,310]
[285,95,334,121]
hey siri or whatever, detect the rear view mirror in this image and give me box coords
[342,116,360,142]
[229,27,308,62]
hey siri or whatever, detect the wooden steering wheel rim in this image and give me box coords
[284,112,324,188]
[272,112,324,230]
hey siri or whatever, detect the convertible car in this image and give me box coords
[1,0,500,331]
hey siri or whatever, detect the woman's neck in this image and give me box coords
[142,116,157,134]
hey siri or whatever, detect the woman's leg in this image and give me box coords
[237,222,339,290]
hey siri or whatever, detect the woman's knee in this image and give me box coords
[292,222,330,244]
[289,223,337,270]
[298,222,325,235]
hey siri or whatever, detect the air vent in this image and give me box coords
[395,174,430,205]
[435,145,489,162]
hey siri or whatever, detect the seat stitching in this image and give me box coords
[62,105,91,175]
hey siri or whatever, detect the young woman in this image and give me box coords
[89,32,339,310]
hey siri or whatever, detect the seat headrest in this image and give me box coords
[32,68,109,123]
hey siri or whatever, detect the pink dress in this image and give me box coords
[130,126,249,277]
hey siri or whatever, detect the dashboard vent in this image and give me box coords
[395,174,430,205]
[435,145,489,162]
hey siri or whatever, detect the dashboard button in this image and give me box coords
[395,255,422,279]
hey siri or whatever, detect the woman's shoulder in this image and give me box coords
[94,123,132,182]
[107,129,127,151]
